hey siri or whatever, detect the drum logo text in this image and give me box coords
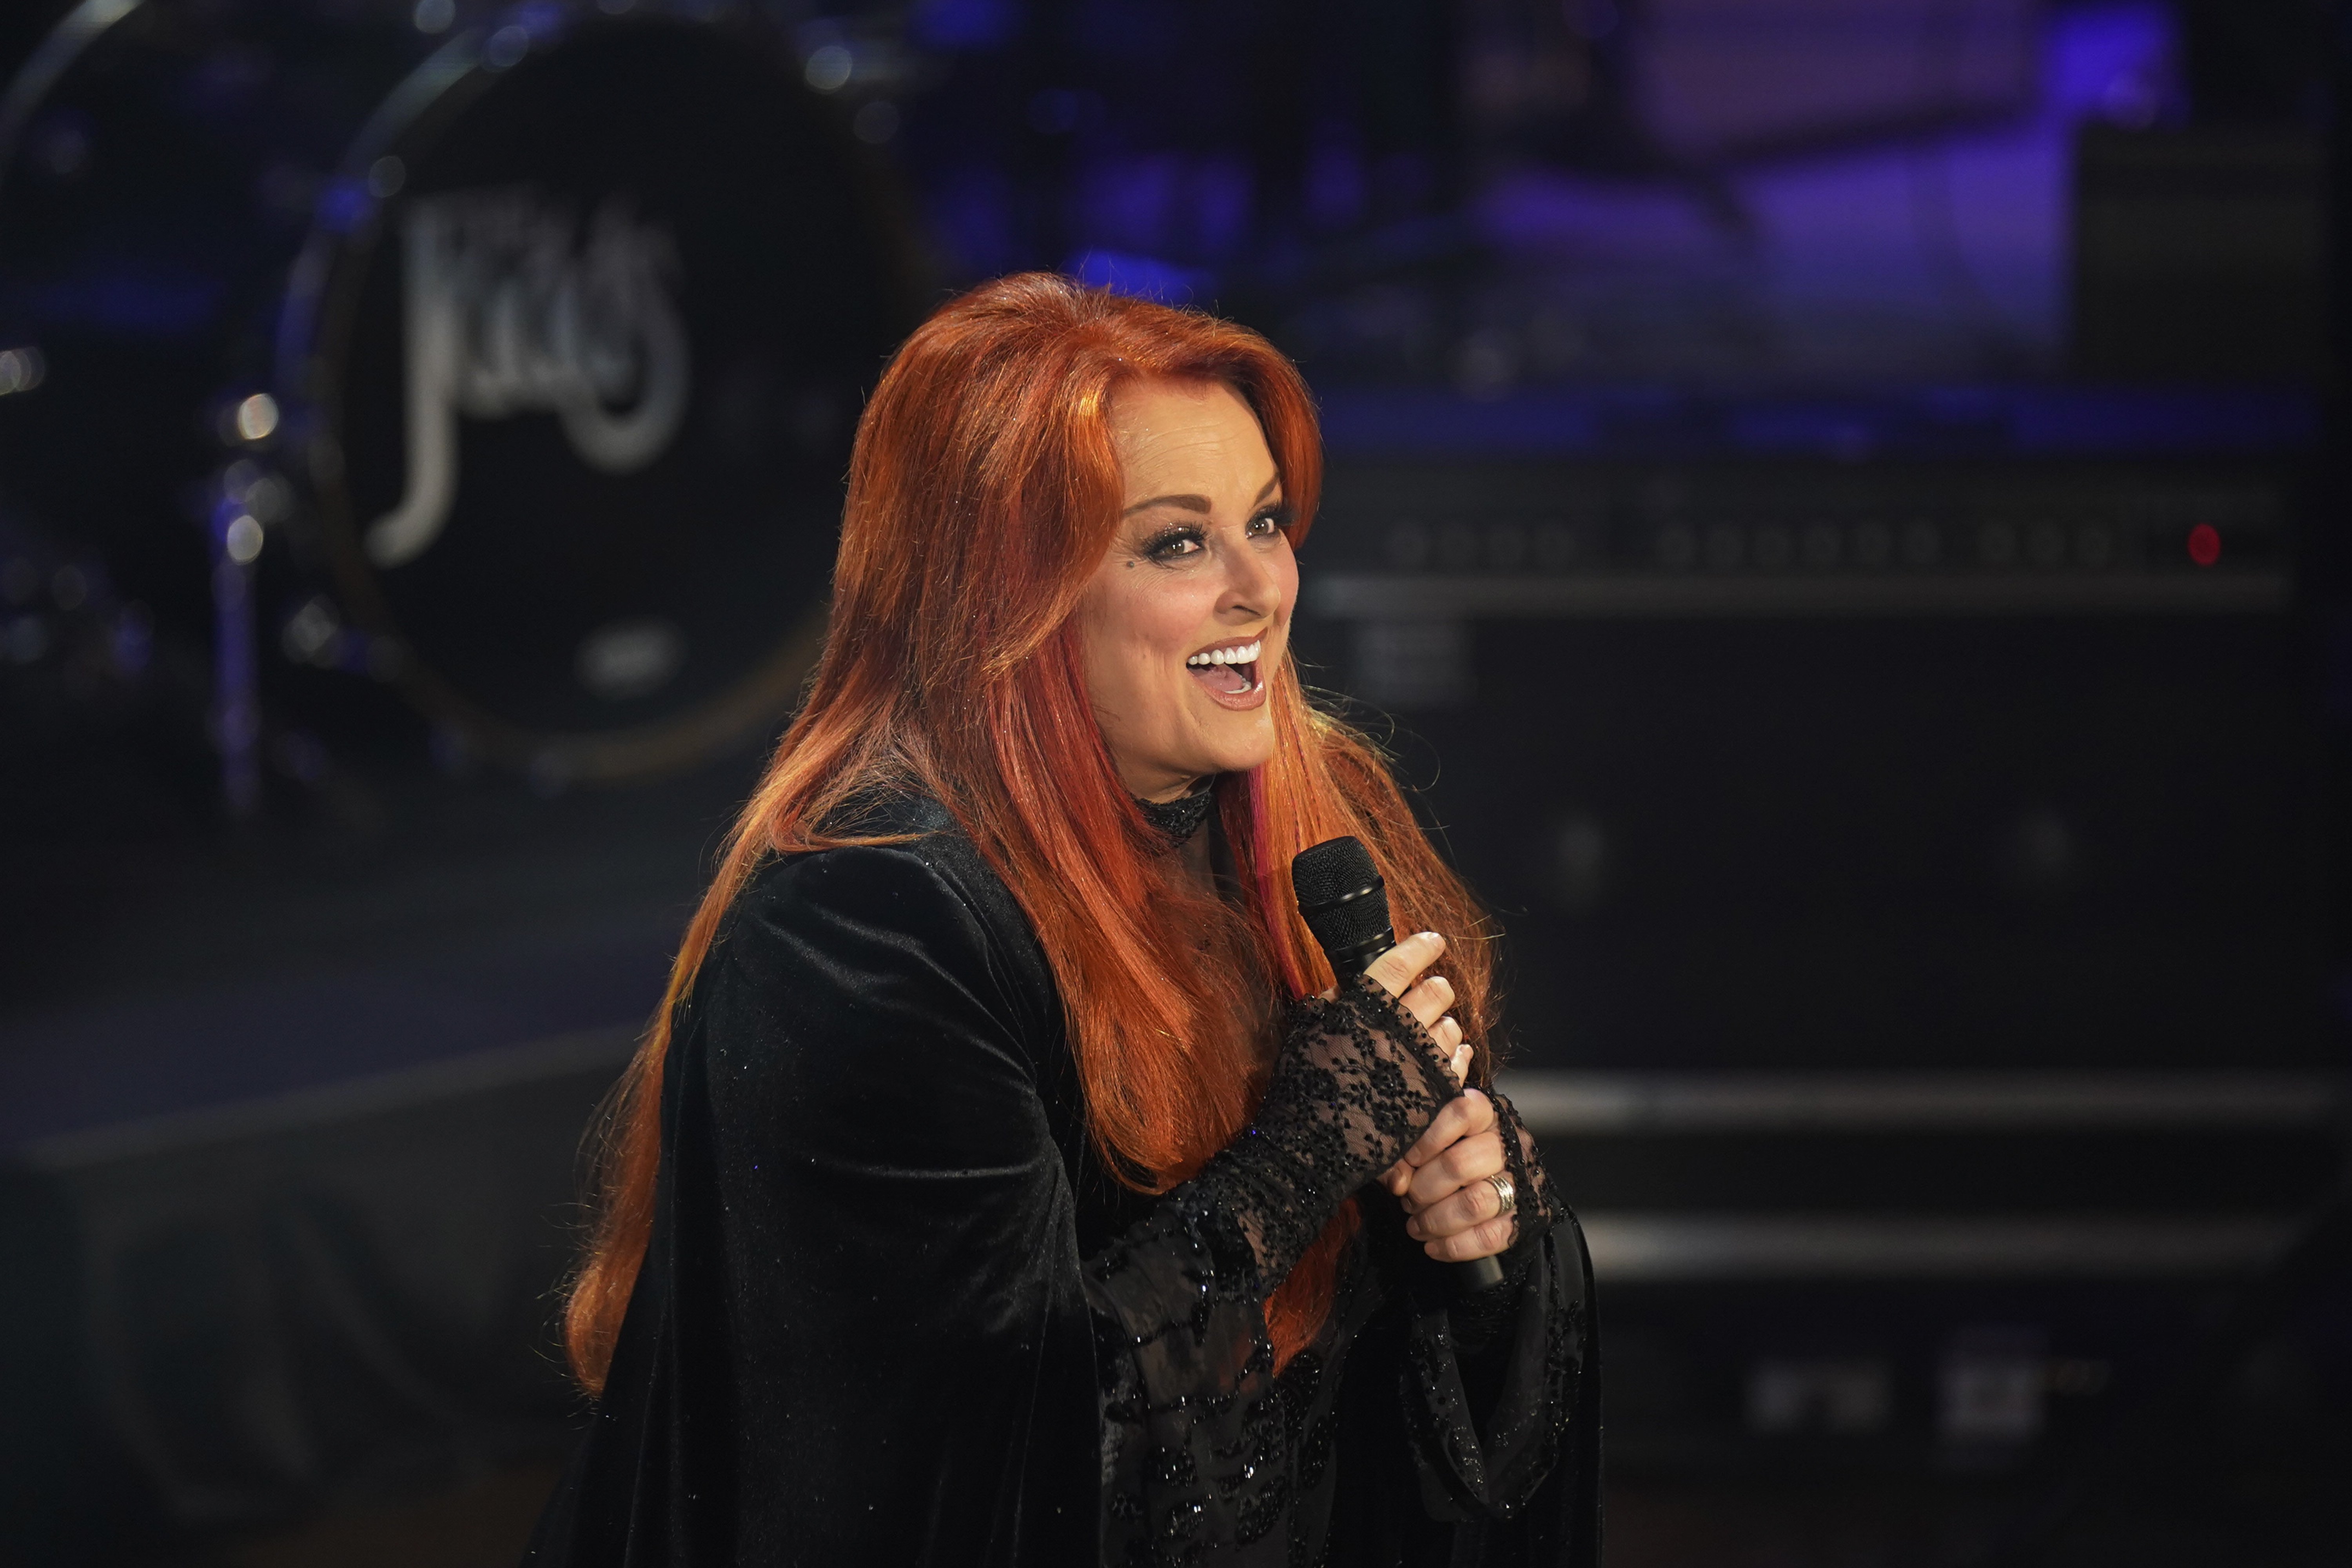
[366,189,690,567]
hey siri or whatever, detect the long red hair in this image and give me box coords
[564,274,1497,1392]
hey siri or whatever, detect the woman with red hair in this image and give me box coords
[528,274,1597,1566]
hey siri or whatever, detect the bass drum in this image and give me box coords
[0,0,919,788]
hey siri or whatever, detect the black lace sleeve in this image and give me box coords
[1392,1087,1594,1523]
[1082,973,1463,1562]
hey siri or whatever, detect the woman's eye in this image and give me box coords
[1144,527,1205,561]
[1249,505,1293,537]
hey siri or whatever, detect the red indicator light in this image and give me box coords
[2187,524,2221,567]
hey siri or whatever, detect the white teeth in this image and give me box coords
[1186,640,1261,668]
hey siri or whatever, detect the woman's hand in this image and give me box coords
[1354,931,1467,1071]
[1383,1092,1514,1264]
[1355,933,1509,1263]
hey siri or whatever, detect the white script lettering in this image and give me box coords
[365,188,690,568]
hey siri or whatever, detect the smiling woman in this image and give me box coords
[527,275,1599,1568]
[1076,378,1299,799]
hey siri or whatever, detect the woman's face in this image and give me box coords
[1077,377,1298,803]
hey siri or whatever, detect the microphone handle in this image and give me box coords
[1459,1254,1506,1292]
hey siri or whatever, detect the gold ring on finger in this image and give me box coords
[1485,1171,1516,1218]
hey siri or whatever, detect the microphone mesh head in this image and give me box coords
[1292,835,1379,912]
[1292,836,1392,960]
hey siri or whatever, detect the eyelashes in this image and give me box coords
[1138,506,1294,563]
[1142,524,1205,562]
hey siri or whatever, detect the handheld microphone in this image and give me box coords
[1291,836,1507,1293]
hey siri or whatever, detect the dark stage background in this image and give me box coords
[1,0,2347,1563]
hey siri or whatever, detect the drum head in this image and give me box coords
[292,13,916,781]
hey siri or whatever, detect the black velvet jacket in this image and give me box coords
[526,797,1599,1566]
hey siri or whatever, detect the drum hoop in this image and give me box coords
[0,0,143,212]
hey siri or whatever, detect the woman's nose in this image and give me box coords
[1219,534,1281,616]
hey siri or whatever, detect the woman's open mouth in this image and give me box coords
[1185,638,1263,704]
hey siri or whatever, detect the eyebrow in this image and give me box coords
[1121,474,1282,517]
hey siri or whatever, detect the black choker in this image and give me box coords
[1137,786,1215,847]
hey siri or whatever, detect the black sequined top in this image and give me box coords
[526,793,1599,1567]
